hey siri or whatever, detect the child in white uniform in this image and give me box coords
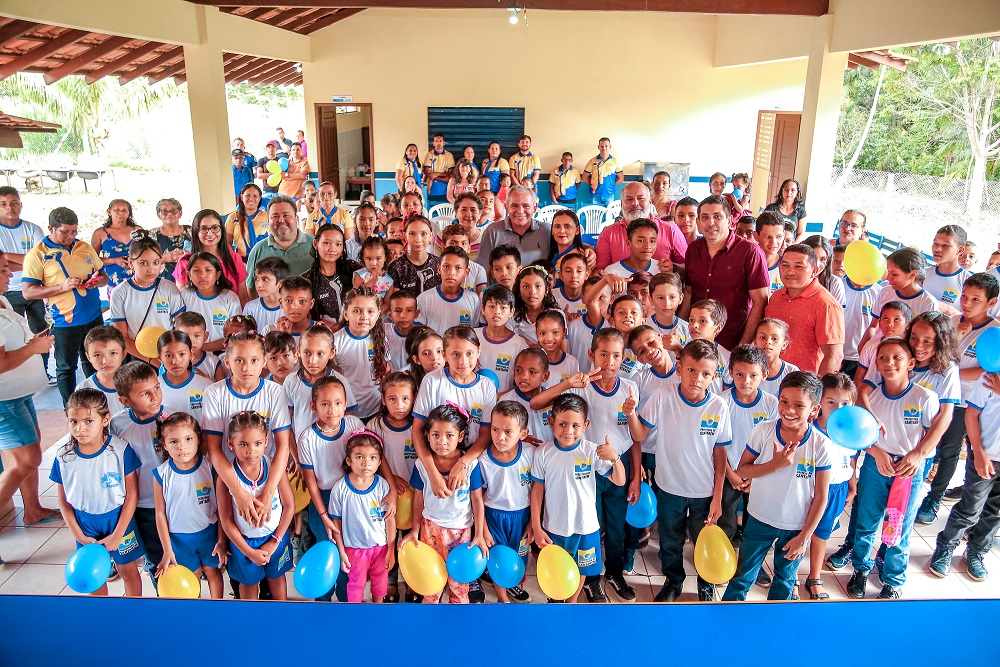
[333,286,391,418]
[478,285,529,395]
[181,252,242,351]
[157,330,212,423]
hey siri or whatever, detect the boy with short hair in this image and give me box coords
[79,326,128,416]
[628,325,680,482]
[489,244,521,292]
[753,212,785,293]
[504,348,553,445]
[264,331,297,385]
[263,276,316,338]
[478,285,529,394]
[924,224,970,314]
[626,271,653,321]
[416,246,479,334]
[721,371,833,601]
[441,223,488,294]
[386,289,421,371]
[604,218,659,278]
[647,271,689,362]
[626,339,732,602]
[688,299,731,394]
[244,256,290,332]
[536,309,579,383]
[831,245,847,279]
[961,240,979,271]
[385,237,406,263]
[529,393,626,603]
[174,311,218,379]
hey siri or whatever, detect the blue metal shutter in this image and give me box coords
[427,107,525,161]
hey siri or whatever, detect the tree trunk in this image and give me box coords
[837,66,886,189]
[966,150,987,221]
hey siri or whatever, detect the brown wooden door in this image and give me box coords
[315,104,340,188]
[771,113,800,202]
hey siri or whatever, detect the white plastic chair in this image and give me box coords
[535,204,570,225]
[428,203,454,220]
[604,200,622,223]
[576,205,608,235]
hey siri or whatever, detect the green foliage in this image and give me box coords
[226,82,302,108]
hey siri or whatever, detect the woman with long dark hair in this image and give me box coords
[174,209,249,303]
[305,223,361,324]
[225,183,269,260]
[765,178,807,240]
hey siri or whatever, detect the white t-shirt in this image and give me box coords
[410,458,483,529]
[332,328,388,417]
[745,420,833,531]
[567,315,602,373]
[231,457,282,538]
[152,454,217,534]
[78,374,125,417]
[618,347,648,381]
[874,286,938,321]
[966,374,1000,460]
[511,318,539,346]
[107,279,186,337]
[647,314,689,365]
[386,324,412,372]
[476,328,529,395]
[463,262,487,293]
[529,438,613,536]
[604,259,656,279]
[110,406,167,509]
[328,474,391,548]
[368,415,415,482]
[570,377,639,456]
[637,385,732,497]
[503,387,553,444]
[955,316,1000,404]
[202,378,292,460]
[760,359,799,397]
[49,435,140,515]
[842,280,880,361]
[924,266,971,307]
[723,388,779,469]
[768,262,783,293]
[160,371,213,424]
[416,286,479,334]
[554,287,586,317]
[827,275,846,307]
[413,368,497,446]
[192,350,219,379]
[868,382,940,457]
[242,298,282,333]
[547,351,580,385]
[711,344,732,396]
[863,363,962,409]
[634,365,680,454]
[284,368,357,439]
[0,219,43,291]
[181,289,243,342]
[479,443,534,511]
[0,297,47,400]
[298,417,364,490]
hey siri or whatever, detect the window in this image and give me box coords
[427,107,525,163]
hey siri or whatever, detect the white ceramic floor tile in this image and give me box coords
[0,525,58,565]
[27,528,76,565]
[0,563,69,595]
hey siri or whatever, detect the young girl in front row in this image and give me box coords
[330,431,396,603]
[181,252,243,352]
[157,331,213,424]
[51,389,146,596]
[217,411,295,601]
[152,412,226,599]
[753,318,798,396]
[334,287,390,420]
[401,404,488,604]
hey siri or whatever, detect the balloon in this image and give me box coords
[134,326,167,359]
[65,543,112,594]
[277,157,290,172]
[536,544,580,601]
[265,159,281,174]
[732,187,743,200]
[626,481,657,528]
[293,541,340,599]
[693,525,737,585]
[267,173,282,187]
[478,368,500,392]
[843,240,886,286]
[487,544,525,589]
[446,542,487,584]
[158,565,200,598]
[976,327,1000,373]
[289,473,310,513]
[395,487,414,530]
[398,541,447,597]
[826,405,880,451]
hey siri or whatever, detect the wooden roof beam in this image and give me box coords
[85,41,160,83]
[118,47,182,84]
[246,60,293,84]
[42,36,133,84]
[299,8,365,34]
[0,19,36,45]
[146,59,186,83]
[256,67,296,87]
[0,28,91,80]
[853,50,909,71]
[269,70,302,87]
[227,58,284,83]
[223,54,256,75]
[282,8,329,31]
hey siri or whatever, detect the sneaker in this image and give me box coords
[929,547,953,578]
[755,569,772,588]
[506,585,530,603]
[47,374,56,386]
[944,486,965,503]
[404,591,421,603]
[826,545,852,571]
[847,570,868,598]
[876,584,901,599]
[604,572,636,602]
[290,533,304,566]
[107,562,120,583]
[874,555,885,584]
[731,530,743,552]
[468,579,485,603]
[583,577,609,603]
[623,551,636,576]
[697,581,716,601]
[916,498,940,524]
[966,552,989,582]
[653,583,682,602]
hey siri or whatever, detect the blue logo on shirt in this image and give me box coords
[369,500,386,522]
[212,309,227,325]
[101,472,122,489]
[470,403,484,425]
[456,488,470,503]
[118,529,138,554]
[904,404,921,425]
[518,466,532,486]
[617,405,627,426]
[942,288,959,303]
[700,414,720,436]
[155,297,169,313]
[496,355,512,372]
[795,457,815,478]
[753,412,769,425]
[574,458,592,479]
[190,391,204,409]
[403,441,416,459]
[459,310,472,325]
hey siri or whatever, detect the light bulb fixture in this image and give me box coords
[509,14,518,24]
[503,1,527,27]
[294,62,302,73]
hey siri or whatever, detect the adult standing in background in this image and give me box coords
[232,137,256,172]
[278,142,309,200]
[480,141,510,193]
[226,183,269,260]
[651,171,675,218]
[296,129,308,158]
[91,199,139,291]
[583,138,624,207]
[256,141,280,205]
[595,182,687,272]
[476,186,550,273]
[708,172,745,225]
[151,198,191,281]
[274,127,292,159]
[509,135,541,185]
[831,209,867,247]
[21,208,106,406]
[764,178,807,240]
[231,149,255,200]
[424,133,455,205]
[549,152,581,209]
[245,197,316,291]
[395,144,423,192]
[304,181,354,238]
[0,187,49,384]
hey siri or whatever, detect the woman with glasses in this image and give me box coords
[764,179,807,240]
[173,209,249,304]
[151,198,192,281]
[91,199,141,291]
[832,210,867,247]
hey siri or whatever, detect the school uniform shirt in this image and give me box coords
[479,443,534,511]
[549,165,581,202]
[768,262,783,294]
[202,378,292,461]
[416,287,480,334]
[843,280,880,361]
[395,157,424,189]
[181,289,242,342]
[744,421,833,531]
[511,318,539,346]
[547,351,580,385]
[711,344,732,396]
[863,362,962,411]
[504,387,553,444]
[554,287,587,317]
[529,438,613,536]
[868,382,940,457]
[298,417,364,490]
[21,237,103,327]
[423,150,456,198]
[303,206,354,237]
[152,454,217,534]
[480,157,510,193]
[477,328,529,395]
[107,279,186,337]
[634,365,680,454]
[49,435,141,515]
[509,151,541,183]
[637,385,732,497]
[413,367,497,446]
[110,407,168,509]
[569,377,639,456]
[723,388,779,470]
[619,347,648,381]
[814,423,857,486]
[160,371,213,424]
[78,375,125,417]
[284,368,358,438]
[924,266,971,307]
[328,474,391,548]
[463,263,487,293]
[243,298,282,333]
[0,218,43,292]
[874,286,939,321]
[583,155,622,200]
[192,351,220,379]
[760,360,799,397]
[955,315,1000,404]
[386,324,414,372]
[410,458,483,529]
[231,457,282,539]
[368,415,415,482]
[857,330,884,377]
[647,314,690,364]
[966,375,1000,460]
[604,260,656,280]
[567,315,602,372]
[387,255,441,296]
[332,328,388,417]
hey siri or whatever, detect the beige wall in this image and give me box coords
[304,9,808,180]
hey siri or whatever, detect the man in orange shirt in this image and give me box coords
[764,243,844,374]
[278,142,309,200]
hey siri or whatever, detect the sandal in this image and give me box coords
[806,578,830,600]
[383,592,400,603]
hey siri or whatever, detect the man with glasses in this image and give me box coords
[832,210,866,246]
[245,196,315,293]
[595,182,688,273]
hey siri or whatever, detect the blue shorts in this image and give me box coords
[228,531,293,585]
[484,506,530,565]
[170,523,221,572]
[0,396,38,450]
[545,529,602,577]
[815,480,850,540]
[74,507,146,565]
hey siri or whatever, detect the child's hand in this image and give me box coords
[568,368,603,389]
[482,526,496,549]
[286,455,300,478]
[596,436,618,462]
[385,544,396,571]
[340,548,352,574]
[772,439,798,469]
[99,533,123,553]
[447,460,468,491]
[985,372,1000,396]
[895,451,924,478]
[655,257,674,274]
[275,316,293,333]
[254,490,274,527]
[523,434,545,447]
[663,333,683,353]
[156,552,178,577]
[321,514,338,541]
[627,475,641,505]
[782,532,810,561]
[956,320,973,339]
[725,468,744,489]
[706,498,722,526]
[622,386,637,417]
[250,548,270,567]
[869,446,896,477]
[471,535,490,560]
[604,274,631,295]
[213,541,229,568]
[563,307,582,323]
[974,449,996,479]
[234,488,265,525]
[393,475,410,495]
[399,531,418,550]
[534,530,553,550]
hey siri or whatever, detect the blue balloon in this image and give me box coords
[65,543,112,594]
[277,157,290,172]
[826,405,880,451]
[732,188,743,200]
[487,545,525,589]
[294,540,340,599]
[446,542,487,584]
[626,481,657,528]
[478,369,500,392]
[976,327,1000,373]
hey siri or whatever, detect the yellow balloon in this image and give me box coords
[267,173,282,187]
[289,474,310,514]
[694,525,737,585]
[158,564,200,598]
[398,541,447,597]
[843,240,886,287]
[536,544,580,601]
[265,159,281,174]
[135,326,167,359]
[395,487,414,530]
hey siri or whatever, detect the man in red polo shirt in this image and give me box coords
[680,195,769,349]
[595,181,687,272]
[765,244,845,374]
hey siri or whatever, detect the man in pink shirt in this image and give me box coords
[595,181,687,272]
